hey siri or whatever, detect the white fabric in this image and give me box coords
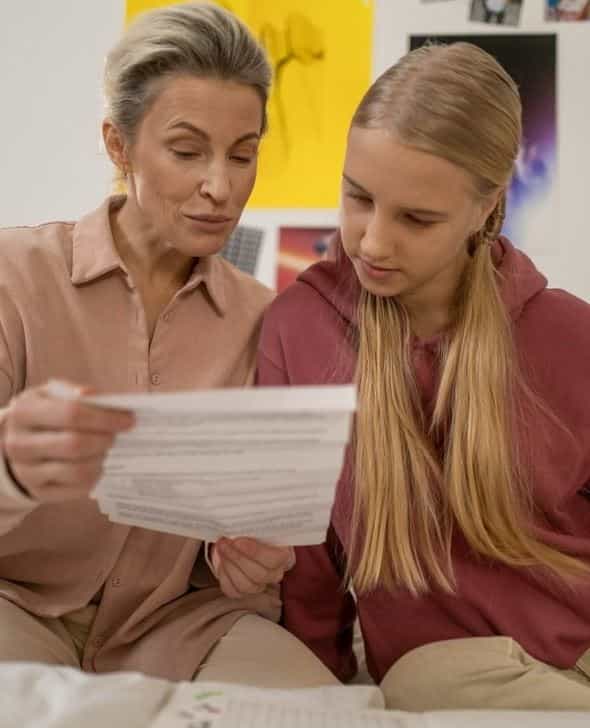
[1,662,588,728]
[484,0,508,11]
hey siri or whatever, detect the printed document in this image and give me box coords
[48,382,355,545]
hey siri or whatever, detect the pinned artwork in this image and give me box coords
[126,0,374,208]
[277,226,336,292]
[469,0,524,26]
[545,0,590,20]
[410,34,558,253]
[220,226,264,276]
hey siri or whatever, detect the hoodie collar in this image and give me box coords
[298,232,547,330]
[70,195,227,316]
[493,237,547,318]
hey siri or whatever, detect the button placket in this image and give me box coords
[130,286,149,390]
[90,632,106,648]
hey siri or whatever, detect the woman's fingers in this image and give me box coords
[216,555,265,599]
[10,387,134,434]
[2,382,134,501]
[4,429,116,464]
[213,538,295,598]
[7,457,106,502]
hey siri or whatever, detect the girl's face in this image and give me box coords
[105,75,263,258]
[340,127,497,310]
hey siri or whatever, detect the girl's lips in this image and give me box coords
[358,257,399,280]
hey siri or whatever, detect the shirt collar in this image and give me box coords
[182,254,227,316]
[71,195,227,316]
[71,195,127,284]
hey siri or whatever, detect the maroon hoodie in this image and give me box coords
[257,238,590,684]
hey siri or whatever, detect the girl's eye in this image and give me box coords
[406,215,433,227]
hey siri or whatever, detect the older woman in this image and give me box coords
[0,3,336,688]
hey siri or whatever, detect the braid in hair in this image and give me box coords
[468,193,507,255]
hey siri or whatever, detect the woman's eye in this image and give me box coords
[171,150,200,160]
[348,193,372,205]
[231,155,253,164]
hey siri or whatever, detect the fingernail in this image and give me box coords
[234,538,254,555]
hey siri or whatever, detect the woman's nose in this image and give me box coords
[199,162,231,204]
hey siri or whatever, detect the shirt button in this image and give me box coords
[151,373,161,386]
[91,634,105,648]
[111,576,122,587]
[162,313,171,323]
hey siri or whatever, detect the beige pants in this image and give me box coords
[380,636,590,711]
[0,598,337,689]
[195,614,338,688]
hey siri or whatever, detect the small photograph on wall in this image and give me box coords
[277,227,336,292]
[220,226,264,276]
[409,34,557,253]
[545,0,590,20]
[469,0,523,25]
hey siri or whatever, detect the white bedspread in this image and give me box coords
[1,662,588,728]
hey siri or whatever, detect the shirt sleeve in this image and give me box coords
[0,318,38,533]
[256,327,358,682]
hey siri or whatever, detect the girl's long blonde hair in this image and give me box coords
[350,43,587,595]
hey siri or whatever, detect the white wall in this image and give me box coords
[1,0,589,300]
[0,0,123,224]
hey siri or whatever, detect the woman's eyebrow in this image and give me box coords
[167,121,260,146]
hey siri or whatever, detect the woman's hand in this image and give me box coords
[2,382,134,502]
[211,537,296,599]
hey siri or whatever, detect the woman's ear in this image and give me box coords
[102,120,130,176]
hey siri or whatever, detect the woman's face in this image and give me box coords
[340,127,495,308]
[118,75,263,257]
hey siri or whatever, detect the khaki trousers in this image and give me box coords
[194,614,338,688]
[0,597,338,689]
[380,636,590,711]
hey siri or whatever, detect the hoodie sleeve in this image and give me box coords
[256,328,358,682]
[281,527,358,683]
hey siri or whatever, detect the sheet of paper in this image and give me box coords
[48,382,355,545]
[150,683,411,728]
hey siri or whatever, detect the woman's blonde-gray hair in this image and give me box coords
[104,2,272,140]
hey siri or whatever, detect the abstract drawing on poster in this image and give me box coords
[410,34,557,252]
[125,0,374,208]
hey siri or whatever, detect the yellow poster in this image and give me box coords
[125,0,374,208]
